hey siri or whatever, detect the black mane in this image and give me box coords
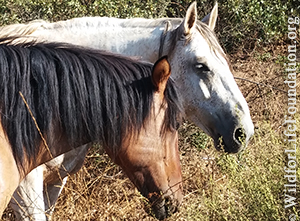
[0,37,181,171]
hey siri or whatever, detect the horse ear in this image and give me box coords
[201,2,218,31]
[183,1,197,35]
[152,56,171,95]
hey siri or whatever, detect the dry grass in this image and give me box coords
[2,45,300,220]
[232,44,290,126]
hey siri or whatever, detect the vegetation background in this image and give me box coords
[0,0,299,220]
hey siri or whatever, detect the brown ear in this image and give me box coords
[201,2,218,31]
[183,1,197,35]
[152,56,171,95]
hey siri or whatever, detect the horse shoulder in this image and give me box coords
[0,124,20,216]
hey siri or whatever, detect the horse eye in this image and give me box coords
[195,63,210,73]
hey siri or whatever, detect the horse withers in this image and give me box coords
[0,38,183,220]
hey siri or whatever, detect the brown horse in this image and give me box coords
[0,38,183,220]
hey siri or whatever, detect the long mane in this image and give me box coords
[0,37,181,171]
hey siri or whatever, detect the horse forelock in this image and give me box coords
[0,38,181,172]
[195,21,230,66]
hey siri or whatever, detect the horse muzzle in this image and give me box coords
[146,192,182,220]
[214,125,254,153]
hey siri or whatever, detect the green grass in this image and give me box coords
[180,119,300,221]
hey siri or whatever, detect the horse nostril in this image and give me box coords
[234,127,246,145]
[164,195,172,208]
[164,196,176,216]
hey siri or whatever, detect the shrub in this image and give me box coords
[0,0,298,52]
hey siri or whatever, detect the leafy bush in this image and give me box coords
[0,0,298,52]
[217,0,299,52]
[0,0,171,24]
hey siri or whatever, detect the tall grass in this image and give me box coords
[175,118,300,221]
[48,117,299,221]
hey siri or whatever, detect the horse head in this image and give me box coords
[165,2,254,153]
[105,57,183,220]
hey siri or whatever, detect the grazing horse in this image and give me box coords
[1,1,254,220]
[0,38,183,220]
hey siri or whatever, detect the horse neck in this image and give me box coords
[33,17,168,63]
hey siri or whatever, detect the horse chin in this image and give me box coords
[144,193,180,220]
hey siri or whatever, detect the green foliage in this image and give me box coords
[0,0,297,52]
[217,0,299,52]
[179,122,210,151]
[199,120,300,220]
[189,130,210,150]
[0,0,170,24]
